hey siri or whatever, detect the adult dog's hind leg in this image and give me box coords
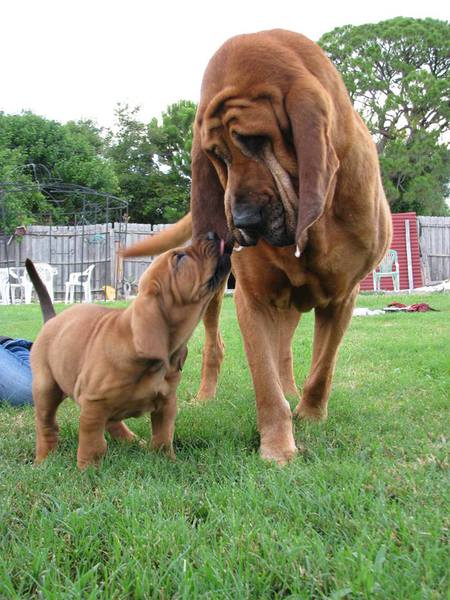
[196,282,227,401]
[34,370,64,464]
[294,288,357,421]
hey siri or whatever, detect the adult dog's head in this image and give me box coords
[130,233,231,362]
[191,29,344,250]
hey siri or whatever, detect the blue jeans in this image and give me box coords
[0,338,33,406]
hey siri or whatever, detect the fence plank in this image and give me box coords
[417,217,450,283]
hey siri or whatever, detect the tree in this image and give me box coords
[148,100,196,221]
[106,104,162,223]
[0,112,119,230]
[0,146,48,232]
[319,17,450,214]
[107,101,196,223]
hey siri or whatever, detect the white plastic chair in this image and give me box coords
[373,249,400,291]
[0,268,11,304]
[65,264,95,303]
[22,263,57,304]
[8,268,26,304]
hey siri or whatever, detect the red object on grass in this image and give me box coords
[386,302,437,312]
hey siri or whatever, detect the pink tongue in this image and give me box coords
[220,239,225,256]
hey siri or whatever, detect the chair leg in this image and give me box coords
[24,283,32,304]
[1,286,10,304]
[84,283,91,303]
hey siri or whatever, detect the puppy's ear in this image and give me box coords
[130,291,169,367]
[190,123,229,240]
[286,84,339,250]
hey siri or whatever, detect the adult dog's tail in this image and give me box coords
[121,213,192,258]
[25,259,56,323]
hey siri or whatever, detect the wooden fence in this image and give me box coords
[1,216,449,300]
[0,223,170,301]
[417,216,450,284]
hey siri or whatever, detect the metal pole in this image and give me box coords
[405,219,414,290]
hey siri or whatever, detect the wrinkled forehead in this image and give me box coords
[199,87,290,147]
[138,250,173,286]
[139,241,204,284]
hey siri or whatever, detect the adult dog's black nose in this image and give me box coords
[232,202,262,229]
[205,231,219,241]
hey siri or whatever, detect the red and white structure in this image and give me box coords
[360,212,423,291]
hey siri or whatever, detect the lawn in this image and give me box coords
[0,293,449,599]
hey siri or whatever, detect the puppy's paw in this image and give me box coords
[151,441,176,461]
[106,421,137,442]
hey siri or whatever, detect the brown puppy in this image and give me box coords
[27,234,231,468]
[123,29,392,464]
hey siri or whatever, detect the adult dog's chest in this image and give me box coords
[232,243,336,312]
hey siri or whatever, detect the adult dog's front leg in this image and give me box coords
[294,288,358,420]
[196,282,227,401]
[235,286,297,465]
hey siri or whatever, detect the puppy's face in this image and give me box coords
[140,234,231,306]
[131,234,231,361]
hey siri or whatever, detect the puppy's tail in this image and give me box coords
[25,259,56,323]
[121,213,192,258]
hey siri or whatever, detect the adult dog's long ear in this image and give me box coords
[285,84,340,250]
[190,123,228,241]
[130,284,169,369]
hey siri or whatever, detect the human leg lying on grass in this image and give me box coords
[0,336,33,407]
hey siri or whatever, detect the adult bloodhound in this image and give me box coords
[123,29,392,464]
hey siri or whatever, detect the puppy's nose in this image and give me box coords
[205,232,218,241]
[232,202,262,229]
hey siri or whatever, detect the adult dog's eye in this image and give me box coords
[211,146,230,165]
[235,134,266,155]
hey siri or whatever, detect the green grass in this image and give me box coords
[0,293,449,599]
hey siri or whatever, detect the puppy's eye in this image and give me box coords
[174,252,186,265]
[235,134,266,155]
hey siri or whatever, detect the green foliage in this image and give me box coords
[0,112,119,231]
[381,131,450,214]
[0,146,50,231]
[106,101,196,223]
[319,17,450,215]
